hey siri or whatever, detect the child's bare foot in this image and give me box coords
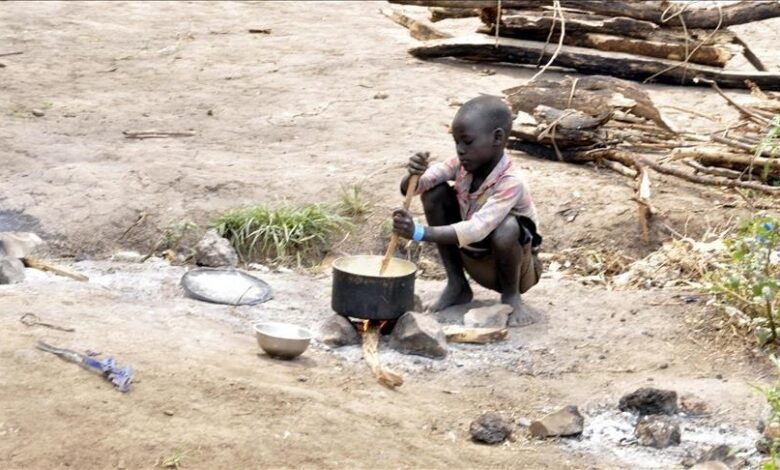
[430,281,473,312]
[502,293,539,327]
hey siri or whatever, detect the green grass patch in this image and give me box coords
[337,184,373,218]
[213,204,350,266]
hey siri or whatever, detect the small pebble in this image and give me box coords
[297,376,308,382]
[373,92,388,99]
[31,109,45,117]
[163,410,175,416]
[659,363,669,369]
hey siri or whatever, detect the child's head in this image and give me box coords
[451,96,513,172]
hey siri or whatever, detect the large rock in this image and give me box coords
[464,304,511,328]
[0,232,43,259]
[695,444,743,469]
[635,415,681,448]
[389,312,447,359]
[319,314,360,348]
[0,257,25,284]
[529,405,584,438]
[680,393,710,416]
[619,387,678,415]
[469,412,513,444]
[195,229,238,267]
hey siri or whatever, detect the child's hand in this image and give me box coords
[407,151,430,176]
[392,209,415,239]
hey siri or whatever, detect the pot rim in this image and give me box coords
[332,254,417,279]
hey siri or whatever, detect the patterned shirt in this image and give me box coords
[416,154,538,247]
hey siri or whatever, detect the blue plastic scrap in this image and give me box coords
[36,341,134,392]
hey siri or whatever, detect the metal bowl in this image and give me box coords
[253,322,312,360]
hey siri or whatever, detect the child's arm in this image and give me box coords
[393,209,459,245]
[400,153,459,196]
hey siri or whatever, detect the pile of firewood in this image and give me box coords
[381,1,779,243]
[388,0,780,90]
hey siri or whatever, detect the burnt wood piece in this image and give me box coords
[429,6,480,22]
[481,9,661,40]
[409,34,780,90]
[504,75,673,132]
[480,21,740,67]
[390,1,780,28]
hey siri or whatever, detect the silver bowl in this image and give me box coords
[253,322,312,360]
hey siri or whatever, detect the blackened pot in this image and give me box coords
[331,255,417,320]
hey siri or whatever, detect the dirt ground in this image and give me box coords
[1,1,779,469]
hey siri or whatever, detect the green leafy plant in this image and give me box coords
[337,184,373,218]
[710,215,780,345]
[213,204,350,266]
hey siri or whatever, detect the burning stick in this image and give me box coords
[361,322,404,390]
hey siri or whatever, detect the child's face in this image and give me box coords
[451,112,504,173]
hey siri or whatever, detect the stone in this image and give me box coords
[634,415,681,448]
[619,387,678,415]
[695,444,744,469]
[0,232,44,259]
[31,109,45,117]
[680,393,710,416]
[0,257,25,284]
[698,444,731,463]
[765,421,780,440]
[469,412,513,445]
[464,304,512,328]
[318,315,359,348]
[690,463,730,470]
[389,312,447,359]
[194,229,238,267]
[756,437,771,454]
[529,405,584,438]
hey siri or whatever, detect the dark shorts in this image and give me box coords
[460,215,542,259]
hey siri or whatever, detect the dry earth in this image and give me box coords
[1,1,779,469]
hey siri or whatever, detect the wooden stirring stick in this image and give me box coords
[379,173,420,275]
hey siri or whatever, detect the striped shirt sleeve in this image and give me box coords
[415,157,459,195]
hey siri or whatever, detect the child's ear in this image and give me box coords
[493,128,505,146]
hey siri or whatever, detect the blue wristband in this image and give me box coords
[412,223,425,242]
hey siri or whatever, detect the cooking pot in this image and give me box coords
[331,254,416,320]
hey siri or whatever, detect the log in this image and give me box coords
[481,10,742,67]
[671,146,780,173]
[390,1,780,28]
[22,257,89,282]
[381,7,452,41]
[558,33,739,68]
[481,10,660,40]
[429,6,480,22]
[362,324,404,389]
[409,34,780,90]
[504,75,673,132]
[442,326,508,344]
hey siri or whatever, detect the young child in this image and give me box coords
[393,95,542,326]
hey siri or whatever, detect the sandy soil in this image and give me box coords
[0,262,771,469]
[1,1,779,469]
[2,1,777,258]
